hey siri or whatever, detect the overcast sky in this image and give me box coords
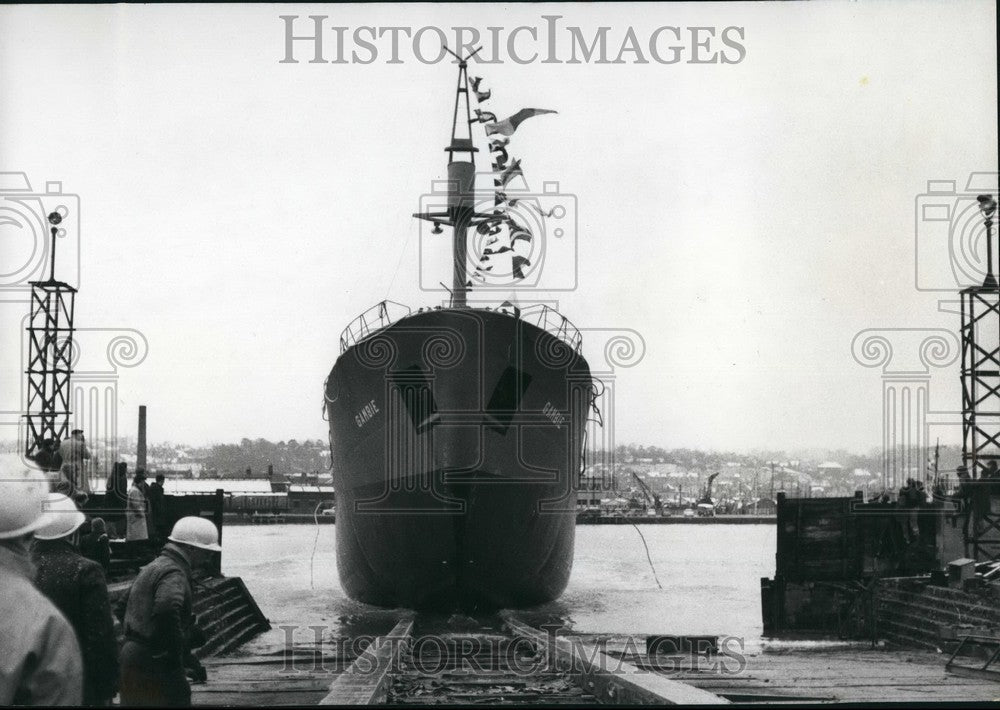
[1,2,997,453]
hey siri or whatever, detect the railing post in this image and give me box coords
[213,488,224,576]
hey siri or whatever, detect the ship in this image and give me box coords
[324,51,594,610]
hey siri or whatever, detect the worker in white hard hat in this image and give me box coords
[32,493,120,706]
[0,463,84,705]
[118,516,220,707]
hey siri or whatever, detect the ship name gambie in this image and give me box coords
[543,402,565,427]
[354,399,380,428]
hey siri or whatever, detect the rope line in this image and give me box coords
[629,522,662,589]
[310,500,324,589]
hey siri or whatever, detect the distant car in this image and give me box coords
[682,508,695,518]
[321,508,336,516]
[697,503,715,517]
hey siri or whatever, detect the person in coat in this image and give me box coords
[126,470,149,542]
[32,437,64,472]
[0,463,83,705]
[148,473,167,545]
[32,494,120,706]
[118,517,220,707]
[80,516,112,572]
[105,462,129,538]
[58,429,95,495]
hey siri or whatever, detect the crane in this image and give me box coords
[696,472,720,516]
[630,471,663,516]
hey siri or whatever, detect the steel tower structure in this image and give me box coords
[23,210,76,460]
[960,193,1000,560]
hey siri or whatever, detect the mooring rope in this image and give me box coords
[629,521,663,589]
[310,500,324,589]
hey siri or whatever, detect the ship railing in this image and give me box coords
[339,301,582,355]
[516,304,584,353]
[339,300,412,353]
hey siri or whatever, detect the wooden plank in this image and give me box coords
[194,680,332,692]
[502,613,727,705]
[319,614,415,705]
[194,690,327,706]
[202,656,352,668]
[605,641,1000,704]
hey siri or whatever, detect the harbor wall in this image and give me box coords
[762,492,955,638]
[875,577,1000,652]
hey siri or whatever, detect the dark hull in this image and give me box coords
[325,308,591,610]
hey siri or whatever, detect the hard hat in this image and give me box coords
[0,462,55,540]
[33,493,86,540]
[168,516,221,552]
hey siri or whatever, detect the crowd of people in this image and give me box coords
[868,463,1000,553]
[32,429,171,546]
[0,452,222,706]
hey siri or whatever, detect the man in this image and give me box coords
[898,478,917,541]
[58,429,95,495]
[985,460,1000,479]
[32,438,64,472]
[32,493,119,706]
[148,473,167,545]
[80,517,112,572]
[105,462,129,538]
[126,469,149,542]
[955,465,974,551]
[54,461,90,506]
[118,516,219,707]
[0,462,83,705]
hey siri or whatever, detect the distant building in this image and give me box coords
[163,479,271,494]
[156,462,204,477]
[287,484,336,512]
[577,469,605,507]
[737,498,777,514]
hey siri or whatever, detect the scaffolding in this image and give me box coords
[960,194,1000,560]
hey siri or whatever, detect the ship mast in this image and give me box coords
[414,48,490,309]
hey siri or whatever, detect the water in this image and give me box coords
[222,523,776,649]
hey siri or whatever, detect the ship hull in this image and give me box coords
[325,308,591,610]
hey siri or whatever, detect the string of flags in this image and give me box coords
[484,108,557,137]
[466,74,557,284]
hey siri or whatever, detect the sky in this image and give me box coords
[0,2,997,453]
